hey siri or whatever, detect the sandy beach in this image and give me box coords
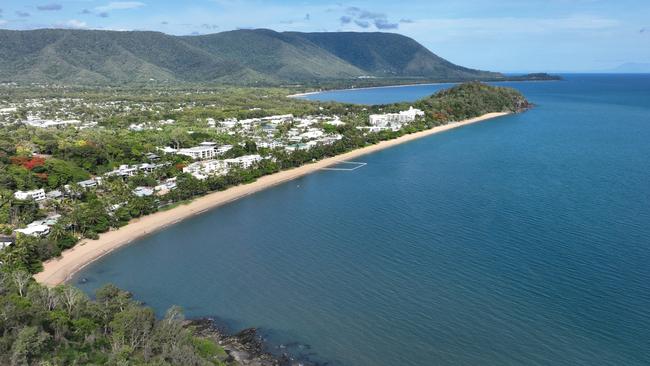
[286,82,455,98]
[34,112,510,286]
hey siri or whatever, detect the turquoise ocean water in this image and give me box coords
[75,75,650,365]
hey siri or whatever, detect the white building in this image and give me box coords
[133,186,155,197]
[129,123,147,131]
[257,140,285,149]
[154,178,177,195]
[46,190,63,200]
[224,154,263,169]
[177,146,216,160]
[216,145,233,155]
[285,143,311,152]
[158,141,232,160]
[15,225,50,237]
[0,107,17,115]
[159,146,178,154]
[183,155,264,180]
[183,160,229,180]
[300,128,325,140]
[219,119,238,129]
[76,177,102,190]
[176,142,219,160]
[325,118,346,126]
[368,107,425,131]
[14,189,46,202]
[14,215,61,237]
[106,163,162,178]
[23,116,82,129]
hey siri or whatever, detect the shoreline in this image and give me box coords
[287,78,558,99]
[34,111,511,286]
[286,81,456,98]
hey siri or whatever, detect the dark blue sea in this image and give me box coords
[75,74,650,366]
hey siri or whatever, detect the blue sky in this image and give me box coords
[1,0,649,72]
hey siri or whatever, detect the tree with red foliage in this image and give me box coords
[10,156,46,171]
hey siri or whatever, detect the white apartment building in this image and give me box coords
[175,142,219,160]
[14,189,46,202]
[216,145,233,155]
[106,163,162,178]
[224,154,263,169]
[183,155,264,180]
[177,146,217,160]
[183,160,229,180]
[369,107,425,131]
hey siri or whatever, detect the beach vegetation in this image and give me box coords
[0,273,229,365]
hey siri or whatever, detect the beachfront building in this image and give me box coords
[257,140,285,149]
[284,133,343,152]
[183,159,229,180]
[368,107,425,131]
[183,154,264,180]
[14,189,47,202]
[163,142,231,160]
[177,144,218,160]
[14,215,61,237]
[63,177,102,194]
[15,224,51,237]
[154,178,178,196]
[105,163,164,179]
[285,143,311,152]
[224,154,263,169]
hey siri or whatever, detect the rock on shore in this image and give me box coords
[187,318,308,366]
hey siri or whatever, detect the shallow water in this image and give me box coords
[76,74,650,366]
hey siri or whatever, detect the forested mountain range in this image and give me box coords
[0,28,505,85]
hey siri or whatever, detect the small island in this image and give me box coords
[508,73,562,81]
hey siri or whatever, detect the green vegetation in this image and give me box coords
[287,32,500,79]
[0,272,229,365]
[0,29,504,85]
[415,82,530,120]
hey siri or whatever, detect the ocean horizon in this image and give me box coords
[75,74,650,366]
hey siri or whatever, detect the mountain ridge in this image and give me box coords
[0,28,504,85]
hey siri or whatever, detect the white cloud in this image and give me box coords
[59,19,88,29]
[96,2,145,12]
[0,20,7,26]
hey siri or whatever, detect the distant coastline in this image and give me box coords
[286,81,457,98]
[34,111,511,286]
[287,75,560,99]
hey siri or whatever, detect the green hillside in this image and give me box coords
[0,28,505,85]
[288,31,500,79]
